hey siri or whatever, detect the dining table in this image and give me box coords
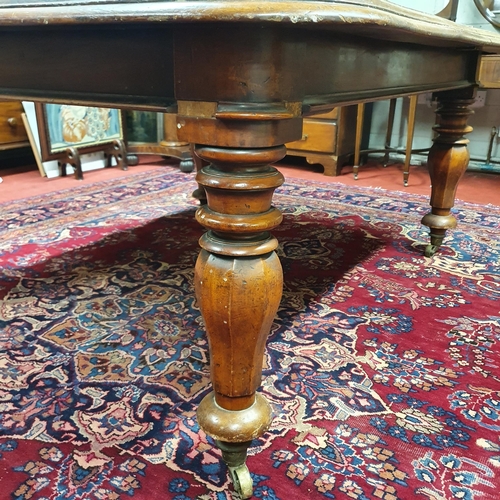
[2,1,500,496]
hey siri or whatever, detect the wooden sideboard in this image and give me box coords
[285,106,357,176]
[126,111,194,172]
[0,100,28,152]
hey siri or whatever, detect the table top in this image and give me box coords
[1,0,500,52]
[1,1,500,113]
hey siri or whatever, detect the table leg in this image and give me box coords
[193,143,286,498]
[353,102,365,180]
[383,98,398,167]
[421,88,475,256]
[191,145,207,204]
[403,94,418,187]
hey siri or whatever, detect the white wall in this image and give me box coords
[368,0,500,164]
[386,0,449,15]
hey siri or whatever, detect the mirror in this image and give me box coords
[386,0,456,19]
[474,0,500,28]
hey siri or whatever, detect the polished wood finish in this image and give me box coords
[353,103,365,180]
[0,1,499,496]
[421,87,475,256]
[0,100,28,150]
[354,95,420,185]
[383,99,399,167]
[57,138,127,180]
[479,55,500,88]
[127,112,194,172]
[403,95,419,187]
[286,106,357,176]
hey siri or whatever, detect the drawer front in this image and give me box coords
[310,108,338,120]
[479,55,500,88]
[287,119,337,153]
[0,102,29,145]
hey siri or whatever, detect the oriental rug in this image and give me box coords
[0,166,499,500]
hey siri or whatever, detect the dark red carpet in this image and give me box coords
[0,167,499,499]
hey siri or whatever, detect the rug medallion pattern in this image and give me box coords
[0,168,499,499]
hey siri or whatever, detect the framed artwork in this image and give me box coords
[35,103,124,160]
[125,110,163,145]
[33,103,127,179]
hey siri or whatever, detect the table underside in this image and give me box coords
[0,23,478,114]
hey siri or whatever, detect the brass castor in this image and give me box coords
[424,230,446,257]
[229,463,253,499]
[216,440,254,498]
[424,244,439,257]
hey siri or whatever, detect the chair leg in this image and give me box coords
[353,102,365,180]
[403,95,418,187]
[383,98,398,166]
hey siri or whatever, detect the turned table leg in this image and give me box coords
[421,88,475,257]
[176,99,302,497]
[194,144,285,497]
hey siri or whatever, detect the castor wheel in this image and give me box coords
[229,464,253,499]
[179,158,194,173]
[126,154,139,166]
[424,244,438,257]
[404,181,408,187]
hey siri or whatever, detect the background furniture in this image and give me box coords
[126,111,195,172]
[0,100,29,152]
[33,103,128,180]
[353,95,419,186]
[0,100,35,170]
[0,101,29,150]
[285,106,357,176]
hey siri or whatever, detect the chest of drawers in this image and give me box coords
[0,100,29,151]
[285,106,358,176]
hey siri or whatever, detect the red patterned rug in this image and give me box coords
[1,166,500,500]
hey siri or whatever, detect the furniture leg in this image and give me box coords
[304,153,338,176]
[403,94,418,186]
[191,144,207,204]
[58,146,82,180]
[353,102,365,179]
[421,88,475,256]
[105,139,128,171]
[383,98,398,166]
[185,115,294,495]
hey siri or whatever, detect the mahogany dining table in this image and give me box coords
[2,1,500,497]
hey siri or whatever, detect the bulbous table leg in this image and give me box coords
[421,88,475,256]
[176,98,302,495]
[194,143,287,497]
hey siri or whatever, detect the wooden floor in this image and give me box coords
[1,156,499,206]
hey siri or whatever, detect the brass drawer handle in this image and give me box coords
[7,117,17,127]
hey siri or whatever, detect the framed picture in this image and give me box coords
[35,103,124,161]
[125,110,163,145]
[31,103,127,179]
